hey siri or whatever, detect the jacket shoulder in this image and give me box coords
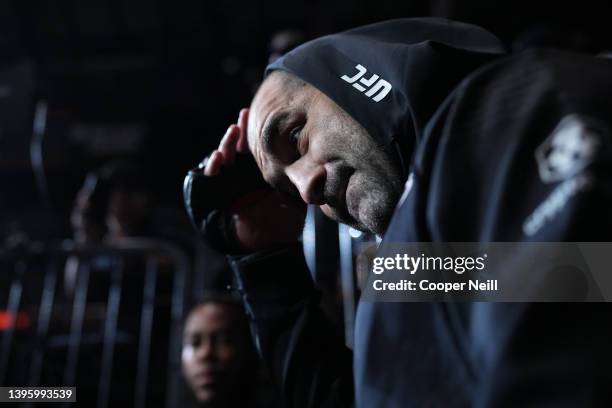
[408,49,612,241]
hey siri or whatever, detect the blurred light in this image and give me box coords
[302,206,316,276]
[348,227,362,239]
[0,311,30,331]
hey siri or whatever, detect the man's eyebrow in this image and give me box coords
[261,111,289,157]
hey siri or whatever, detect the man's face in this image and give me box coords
[181,303,250,405]
[248,72,402,235]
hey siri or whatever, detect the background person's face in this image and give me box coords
[181,303,250,405]
[248,72,403,235]
[106,189,151,238]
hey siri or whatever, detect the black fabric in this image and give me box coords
[267,17,505,175]
[370,49,612,407]
[230,244,354,408]
[230,19,612,408]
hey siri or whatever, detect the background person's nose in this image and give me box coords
[196,338,215,361]
[285,158,326,204]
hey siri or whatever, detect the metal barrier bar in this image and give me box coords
[303,205,317,275]
[165,247,188,408]
[0,238,189,407]
[338,225,356,349]
[97,258,123,408]
[28,257,59,387]
[63,261,90,388]
[135,255,158,408]
[0,261,25,385]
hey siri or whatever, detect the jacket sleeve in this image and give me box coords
[421,49,612,407]
[229,243,354,408]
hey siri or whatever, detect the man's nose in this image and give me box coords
[285,157,326,205]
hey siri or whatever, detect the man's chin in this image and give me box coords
[355,203,394,235]
[358,217,388,236]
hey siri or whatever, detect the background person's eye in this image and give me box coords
[192,336,202,348]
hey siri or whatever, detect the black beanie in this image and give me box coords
[266,18,506,174]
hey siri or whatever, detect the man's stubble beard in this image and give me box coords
[349,161,401,235]
[324,111,403,235]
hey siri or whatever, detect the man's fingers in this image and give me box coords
[204,110,249,177]
[219,125,240,164]
[204,150,223,176]
[237,108,250,153]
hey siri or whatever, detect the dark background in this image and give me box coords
[1,0,611,241]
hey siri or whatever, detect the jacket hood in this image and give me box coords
[266,18,506,175]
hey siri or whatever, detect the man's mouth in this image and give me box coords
[337,171,352,214]
[325,164,353,208]
[322,168,361,227]
[344,176,361,224]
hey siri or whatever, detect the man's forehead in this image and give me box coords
[247,74,290,151]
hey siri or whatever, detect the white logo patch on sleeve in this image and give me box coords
[523,114,607,237]
[535,114,603,183]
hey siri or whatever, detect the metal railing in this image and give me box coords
[0,238,189,408]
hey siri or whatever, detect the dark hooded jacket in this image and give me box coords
[230,18,612,408]
[266,18,504,175]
